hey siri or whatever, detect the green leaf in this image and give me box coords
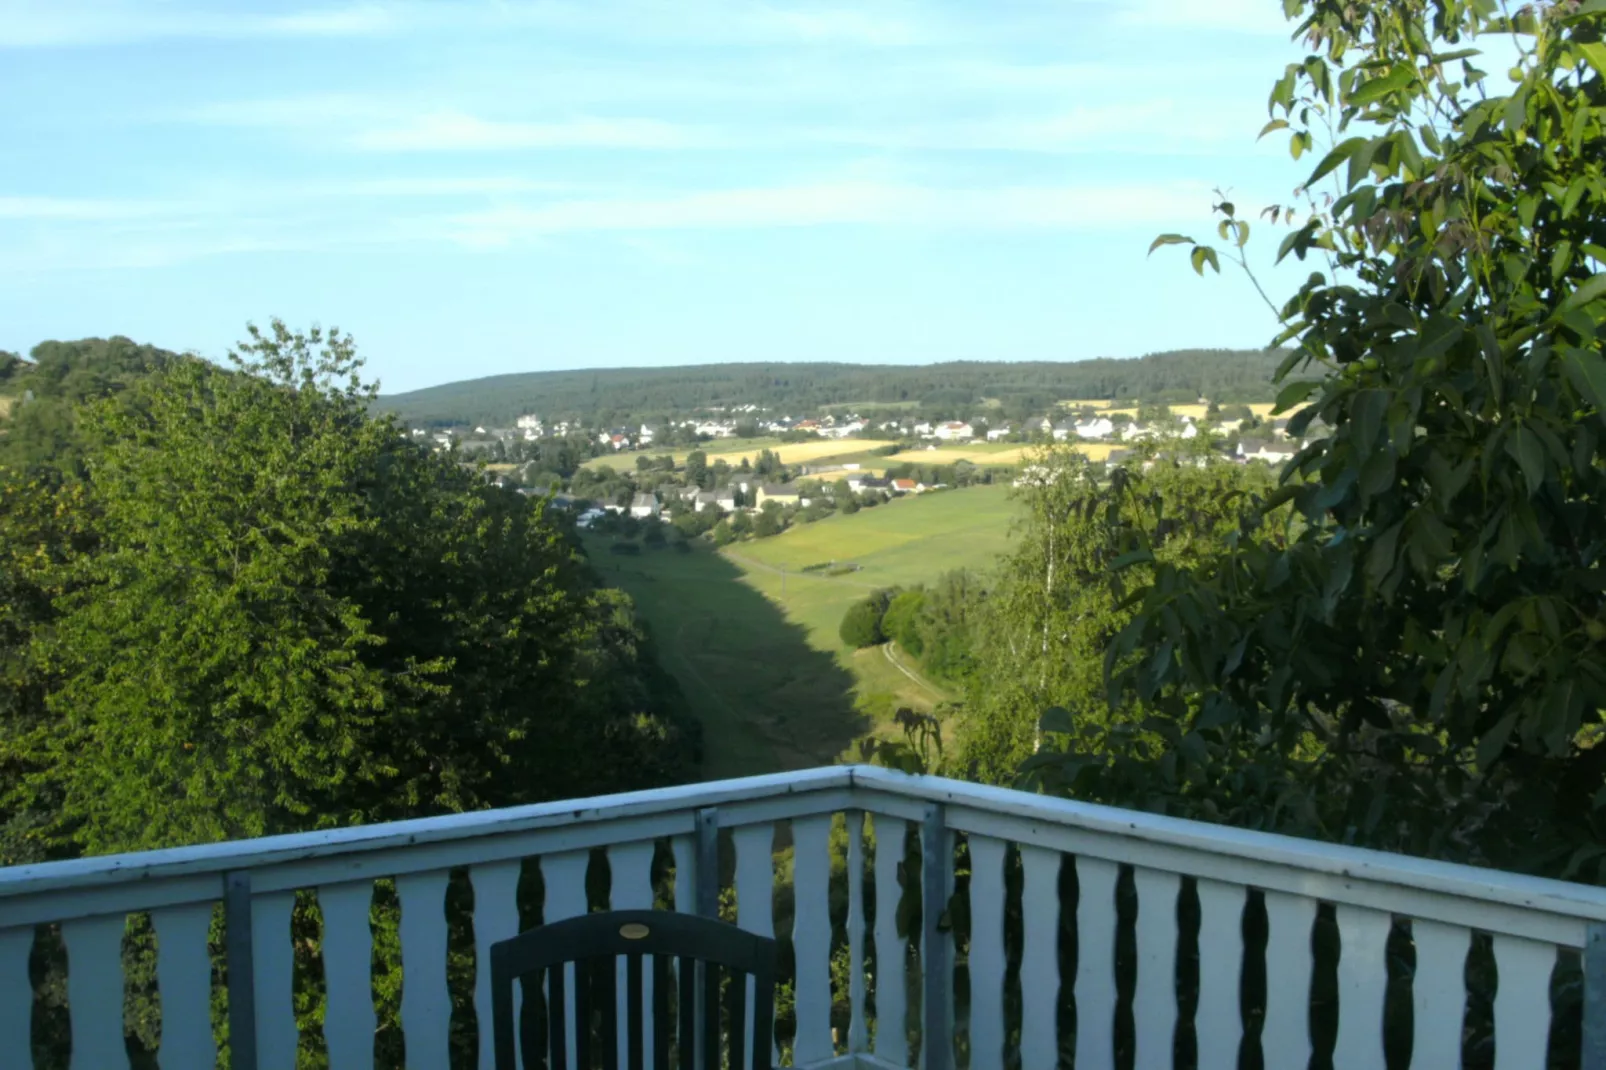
[1148,233,1196,255]
[1348,65,1414,106]
[1476,711,1519,770]
[1235,220,1251,248]
[1273,379,1319,412]
[1560,273,1606,314]
[1303,136,1368,187]
[1038,707,1074,735]
[1565,348,1606,416]
[1258,118,1290,140]
[1505,427,1545,496]
[1190,246,1221,275]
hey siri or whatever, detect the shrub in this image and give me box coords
[838,589,894,649]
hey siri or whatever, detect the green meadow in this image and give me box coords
[586,483,1021,779]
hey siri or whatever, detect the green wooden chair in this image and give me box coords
[491,909,778,1070]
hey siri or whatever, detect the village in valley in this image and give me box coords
[406,395,1313,535]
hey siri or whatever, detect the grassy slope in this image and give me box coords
[583,438,1123,473]
[589,483,1021,779]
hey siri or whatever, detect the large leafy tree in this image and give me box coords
[1056,0,1606,879]
[6,322,687,857]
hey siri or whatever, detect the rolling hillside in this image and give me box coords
[587,483,1021,778]
[379,348,1288,426]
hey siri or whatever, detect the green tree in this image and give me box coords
[711,519,735,546]
[13,322,688,856]
[753,507,782,538]
[685,449,709,489]
[882,590,927,656]
[839,592,891,649]
[1091,0,1606,878]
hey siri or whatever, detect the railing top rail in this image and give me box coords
[850,767,1606,940]
[5,764,1606,945]
[0,766,854,902]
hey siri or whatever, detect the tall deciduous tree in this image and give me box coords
[1084,0,1606,878]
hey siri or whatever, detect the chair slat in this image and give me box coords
[652,953,670,1070]
[609,842,655,1070]
[549,964,568,1070]
[473,860,525,1070]
[575,954,594,1070]
[626,953,644,1070]
[701,960,720,1070]
[679,955,696,1070]
[728,961,747,1070]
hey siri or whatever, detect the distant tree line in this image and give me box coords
[376,348,1288,428]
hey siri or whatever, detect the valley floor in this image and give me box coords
[586,483,1020,778]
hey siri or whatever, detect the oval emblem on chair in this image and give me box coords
[619,922,651,940]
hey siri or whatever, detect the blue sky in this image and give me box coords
[0,0,1312,393]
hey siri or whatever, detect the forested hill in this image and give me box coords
[377,347,1288,427]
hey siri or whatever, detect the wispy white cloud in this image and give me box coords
[0,1,395,48]
[446,180,1239,244]
[352,111,716,152]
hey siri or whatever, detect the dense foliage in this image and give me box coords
[1020,0,1606,888]
[958,450,1275,783]
[0,323,692,863]
[377,348,1286,428]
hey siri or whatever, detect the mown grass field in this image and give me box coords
[582,437,1120,475]
[587,483,1022,779]
[1059,399,1278,420]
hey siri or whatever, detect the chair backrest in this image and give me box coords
[490,909,778,1070]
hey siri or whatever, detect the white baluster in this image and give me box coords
[62,913,129,1070]
[672,836,696,914]
[846,812,869,1054]
[1493,934,1555,1070]
[152,902,218,1070]
[471,860,523,1070]
[318,882,376,1070]
[1073,857,1119,1070]
[0,926,33,1068]
[872,816,908,1068]
[733,823,775,1068]
[793,815,834,1066]
[1410,919,1468,1068]
[966,836,1007,1070]
[1260,891,1316,1068]
[1333,904,1391,1068]
[252,891,298,1070]
[395,871,451,1070]
[543,850,591,1070]
[609,842,656,1070]
[1018,846,1060,1070]
[1132,869,1180,1070]
[1193,880,1244,1070]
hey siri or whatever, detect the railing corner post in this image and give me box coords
[920,802,953,1070]
[694,807,719,919]
[223,870,259,1070]
[1584,922,1606,1069]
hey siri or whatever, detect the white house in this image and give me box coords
[638,424,656,445]
[934,421,973,441]
[629,493,660,519]
[986,424,1012,441]
[1121,423,1156,442]
[1237,438,1299,463]
[1074,417,1114,440]
[1051,421,1076,441]
[913,421,935,436]
[516,414,542,431]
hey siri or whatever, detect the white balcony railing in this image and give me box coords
[3,765,1606,1068]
